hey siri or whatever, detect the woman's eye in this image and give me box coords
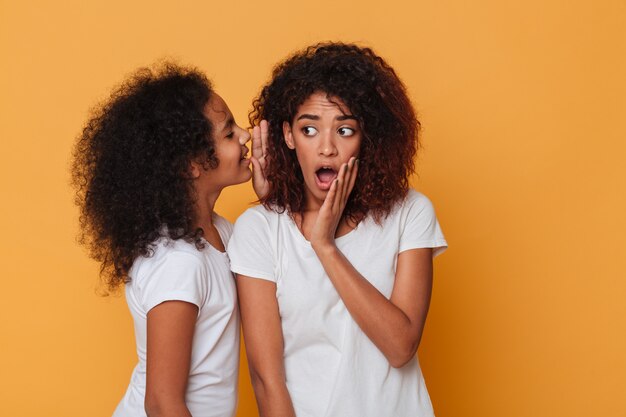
[225,131,235,139]
[301,126,318,136]
[338,127,355,136]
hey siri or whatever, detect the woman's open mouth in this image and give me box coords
[314,166,337,190]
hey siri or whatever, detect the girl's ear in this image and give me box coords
[283,121,295,149]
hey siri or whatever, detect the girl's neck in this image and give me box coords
[193,190,225,252]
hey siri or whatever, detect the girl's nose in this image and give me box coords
[239,129,251,145]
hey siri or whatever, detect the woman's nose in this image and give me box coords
[318,132,337,156]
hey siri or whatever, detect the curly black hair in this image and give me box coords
[249,42,420,224]
[71,63,216,293]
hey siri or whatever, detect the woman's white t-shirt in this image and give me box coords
[228,190,447,417]
[113,214,239,417]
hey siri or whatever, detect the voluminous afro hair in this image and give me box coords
[249,42,420,224]
[71,63,215,293]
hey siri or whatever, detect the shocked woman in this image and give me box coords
[228,43,448,417]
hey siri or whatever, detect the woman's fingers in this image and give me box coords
[323,177,339,214]
[333,163,348,213]
[345,158,358,204]
[339,157,356,207]
[313,157,359,244]
[330,157,358,213]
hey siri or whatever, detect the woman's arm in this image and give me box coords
[145,301,197,417]
[237,275,296,417]
[312,245,433,368]
[310,158,433,368]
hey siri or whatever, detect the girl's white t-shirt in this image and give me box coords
[113,214,239,417]
[228,190,447,417]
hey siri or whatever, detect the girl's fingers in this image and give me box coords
[260,120,269,155]
[250,156,262,179]
[251,155,270,199]
[251,125,263,159]
[252,120,269,167]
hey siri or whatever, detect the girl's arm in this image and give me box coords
[237,275,296,417]
[145,301,197,417]
[310,158,433,368]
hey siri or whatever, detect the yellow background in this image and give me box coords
[1,0,625,416]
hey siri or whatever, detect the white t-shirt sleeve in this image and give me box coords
[399,191,448,257]
[227,208,276,282]
[138,251,208,313]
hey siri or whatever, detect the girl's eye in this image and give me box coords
[338,127,355,136]
[302,126,318,136]
[225,132,235,139]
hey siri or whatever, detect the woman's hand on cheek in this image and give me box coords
[310,157,359,251]
[251,120,270,199]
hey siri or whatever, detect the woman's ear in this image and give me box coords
[188,161,202,179]
[283,121,295,149]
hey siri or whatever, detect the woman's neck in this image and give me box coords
[295,209,357,242]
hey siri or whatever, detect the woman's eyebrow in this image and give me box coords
[296,114,319,121]
[295,114,356,121]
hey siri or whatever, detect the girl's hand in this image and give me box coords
[310,157,359,250]
[251,120,270,199]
